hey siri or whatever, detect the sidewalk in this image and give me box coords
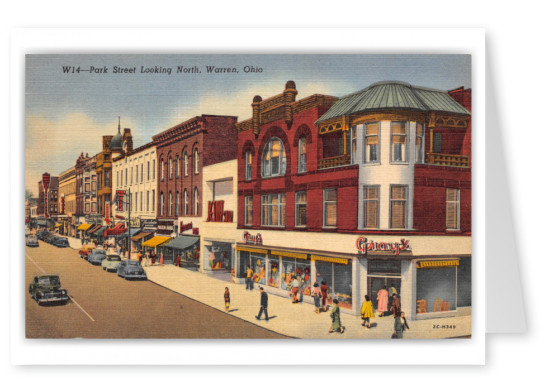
[143,264,471,339]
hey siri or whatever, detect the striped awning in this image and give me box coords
[270,250,308,259]
[142,236,171,248]
[77,223,92,231]
[132,231,153,242]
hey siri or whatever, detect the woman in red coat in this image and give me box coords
[320,281,329,312]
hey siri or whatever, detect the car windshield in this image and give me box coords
[93,250,106,255]
[37,276,59,285]
[106,255,121,262]
[127,261,140,267]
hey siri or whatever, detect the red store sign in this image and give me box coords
[243,231,262,245]
[356,237,411,256]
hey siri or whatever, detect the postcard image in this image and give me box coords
[25,54,472,340]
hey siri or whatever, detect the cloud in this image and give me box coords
[164,81,337,129]
[25,113,138,192]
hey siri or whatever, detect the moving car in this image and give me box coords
[102,254,122,272]
[26,235,39,247]
[78,245,95,260]
[28,275,69,305]
[52,237,70,248]
[88,249,107,266]
[116,260,147,280]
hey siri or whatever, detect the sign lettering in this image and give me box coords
[243,231,262,245]
[356,237,411,256]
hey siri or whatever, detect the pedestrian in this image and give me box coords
[224,287,230,312]
[246,265,253,290]
[313,282,321,313]
[321,281,329,312]
[388,285,397,312]
[151,250,156,265]
[329,299,344,333]
[291,276,300,303]
[137,250,143,266]
[361,294,375,328]
[377,285,389,317]
[390,293,401,318]
[175,253,181,268]
[256,287,269,321]
[393,311,410,339]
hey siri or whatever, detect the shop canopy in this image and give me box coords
[161,235,199,250]
[77,223,92,231]
[131,231,153,242]
[93,226,107,238]
[87,224,102,235]
[141,236,171,248]
[54,223,62,228]
[104,223,127,237]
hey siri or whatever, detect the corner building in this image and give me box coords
[236,81,472,319]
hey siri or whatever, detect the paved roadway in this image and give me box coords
[25,241,287,339]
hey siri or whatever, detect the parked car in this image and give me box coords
[116,260,147,280]
[26,235,39,247]
[37,231,51,241]
[78,245,95,260]
[88,249,107,266]
[45,234,57,245]
[28,275,69,305]
[52,237,70,248]
[102,254,122,272]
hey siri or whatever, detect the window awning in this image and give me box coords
[93,226,107,237]
[54,223,62,228]
[77,223,92,231]
[87,224,102,234]
[311,254,349,265]
[161,235,199,250]
[131,232,153,242]
[142,236,171,248]
[235,245,268,255]
[104,223,128,237]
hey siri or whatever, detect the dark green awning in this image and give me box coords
[161,235,199,250]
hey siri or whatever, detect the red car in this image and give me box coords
[78,245,95,260]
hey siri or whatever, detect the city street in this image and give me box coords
[25,241,287,339]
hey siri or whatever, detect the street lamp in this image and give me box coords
[115,189,132,261]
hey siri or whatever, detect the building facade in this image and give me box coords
[57,166,76,236]
[235,81,472,319]
[96,135,114,223]
[152,114,238,240]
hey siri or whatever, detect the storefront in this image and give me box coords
[159,235,200,267]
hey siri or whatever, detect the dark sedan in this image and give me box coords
[116,260,147,280]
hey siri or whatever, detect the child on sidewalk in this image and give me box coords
[224,287,230,312]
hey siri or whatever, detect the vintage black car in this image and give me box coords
[26,235,39,247]
[52,237,70,248]
[28,275,69,305]
[36,231,50,241]
[116,260,147,280]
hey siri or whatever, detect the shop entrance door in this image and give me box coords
[368,276,401,313]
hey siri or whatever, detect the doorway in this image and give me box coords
[368,276,401,312]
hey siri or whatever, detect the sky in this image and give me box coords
[25,54,471,193]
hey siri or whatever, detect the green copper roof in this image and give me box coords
[317,81,470,123]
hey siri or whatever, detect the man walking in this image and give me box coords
[246,265,253,290]
[256,287,269,321]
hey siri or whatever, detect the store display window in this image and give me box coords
[252,255,266,285]
[268,258,279,288]
[315,261,353,308]
[280,257,311,295]
[416,264,458,313]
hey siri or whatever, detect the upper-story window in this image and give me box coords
[415,123,424,164]
[184,152,189,176]
[295,191,307,227]
[140,164,143,183]
[363,185,379,229]
[244,196,253,226]
[169,158,173,179]
[194,187,199,215]
[135,165,138,183]
[125,168,128,185]
[390,185,408,229]
[262,138,286,177]
[147,161,150,181]
[184,189,189,215]
[160,192,164,215]
[130,167,133,184]
[105,171,110,187]
[323,189,337,228]
[175,191,180,215]
[161,160,165,181]
[391,122,408,163]
[169,192,173,216]
[152,160,155,180]
[446,188,460,230]
[298,137,307,173]
[261,193,286,227]
[194,149,199,174]
[175,156,180,178]
[351,126,357,163]
[245,150,252,180]
[365,122,380,163]
[434,133,442,153]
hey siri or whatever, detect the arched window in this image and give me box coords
[175,156,180,178]
[184,189,189,215]
[169,158,173,179]
[298,137,307,173]
[160,192,165,215]
[245,150,252,180]
[175,191,180,215]
[160,159,165,181]
[169,192,173,216]
[184,152,189,176]
[194,187,199,215]
[262,137,286,177]
[194,148,199,174]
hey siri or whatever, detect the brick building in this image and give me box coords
[234,81,472,319]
